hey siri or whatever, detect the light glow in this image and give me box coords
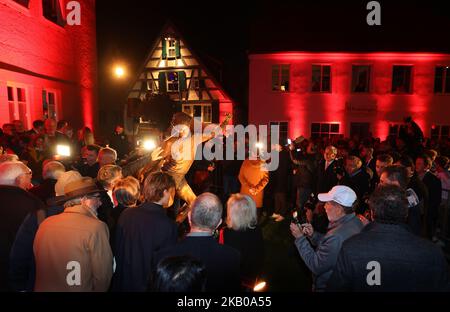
[56,145,71,157]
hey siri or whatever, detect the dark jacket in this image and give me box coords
[112,202,178,292]
[290,151,318,190]
[222,227,265,282]
[422,171,442,218]
[0,186,45,291]
[28,179,57,203]
[154,235,241,292]
[75,162,100,179]
[327,222,449,292]
[339,168,371,201]
[294,213,364,291]
[9,205,64,292]
[316,159,341,194]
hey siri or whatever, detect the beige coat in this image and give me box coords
[239,159,269,208]
[33,205,113,292]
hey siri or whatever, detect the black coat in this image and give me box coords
[339,169,371,201]
[422,171,442,218]
[112,202,178,292]
[327,222,449,292]
[154,235,241,292]
[0,186,45,291]
[223,227,265,282]
[316,159,341,194]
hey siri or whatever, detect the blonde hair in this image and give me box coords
[226,194,257,231]
[97,165,122,189]
[113,176,141,207]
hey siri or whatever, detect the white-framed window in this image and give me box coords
[167,72,179,92]
[272,65,290,92]
[182,104,212,123]
[269,121,289,144]
[352,65,371,93]
[434,66,450,94]
[167,39,177,58]
[431,125,450,140]
[392,65,413,94]
[312,64,332,93]
[7,84,29,128]
[43,89,58,120]
[311,122,340,138]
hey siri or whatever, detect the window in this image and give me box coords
[352,65,371,93]
[42,0,65,26]
[269,121,289,144]
[43,90,58,119]
[431,125,450,140]
[162,38,180,60]
[312,65,331,92]
[182,104,212,123]
[13,0,30,7]
[167,72,179,92]
[388,123,406,138]
[272,65,290,92]
[434,66,450,94]
[7,85,28,126]
[392,66,413,93]
[311,123,340,139]
[167,39,177,58]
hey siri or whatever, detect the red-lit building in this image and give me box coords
[249,52,450,142]
[0,0,97,131]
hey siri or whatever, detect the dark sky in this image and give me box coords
[96,0,450,133]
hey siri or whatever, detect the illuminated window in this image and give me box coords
[13,0,30,7]
[392,66,413,93]
[434,66,450,94]
[272,65,290,92]
[312,65,331,93]
[352,65,371,93]
[166,72,179,92]
[311,123,340,139]
[431,125,450,140]
[42,0,65,26]
[182,104,212,123]
[270,121,289,143]
[162,38,180,60]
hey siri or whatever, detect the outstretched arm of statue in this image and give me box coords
[200,113,232,143]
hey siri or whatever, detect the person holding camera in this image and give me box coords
[290,185,364,291]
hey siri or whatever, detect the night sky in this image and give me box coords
[96,0,450,136]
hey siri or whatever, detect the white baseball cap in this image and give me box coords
[318,185,357,207]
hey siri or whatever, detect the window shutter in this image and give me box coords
[175,40,181,58]
[161,39,167,59]
[158,72,167,93]
[178,71,187,91]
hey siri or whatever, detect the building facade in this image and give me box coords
[249,52,450,143]
[0,0,97,131]
[125,22,234,133]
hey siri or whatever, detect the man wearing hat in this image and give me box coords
[290,185,364,291]
[33,177,113,292]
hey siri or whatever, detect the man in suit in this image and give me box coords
[112,172,178,292]
[340,156,371,202]
[416,154,442,240]
[154,193,241,292]
[316,146,340,194]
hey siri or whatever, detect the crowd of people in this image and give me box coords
[0,116,449,292]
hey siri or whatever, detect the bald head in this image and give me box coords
[0,161,32,189]
[42,161,66,180]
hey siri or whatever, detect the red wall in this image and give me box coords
[0,0,97,130]
[249,52,450,140]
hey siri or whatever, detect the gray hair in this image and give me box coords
[64,197,83,208]
[0,161,30,186]
[190,193,222,231]
[226,194,257,231]
[43,161,66,180]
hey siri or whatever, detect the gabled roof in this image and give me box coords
[127,20,236,104]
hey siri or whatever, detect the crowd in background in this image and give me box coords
[0,116,449,292]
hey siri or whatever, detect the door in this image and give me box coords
[350,122,370,139]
